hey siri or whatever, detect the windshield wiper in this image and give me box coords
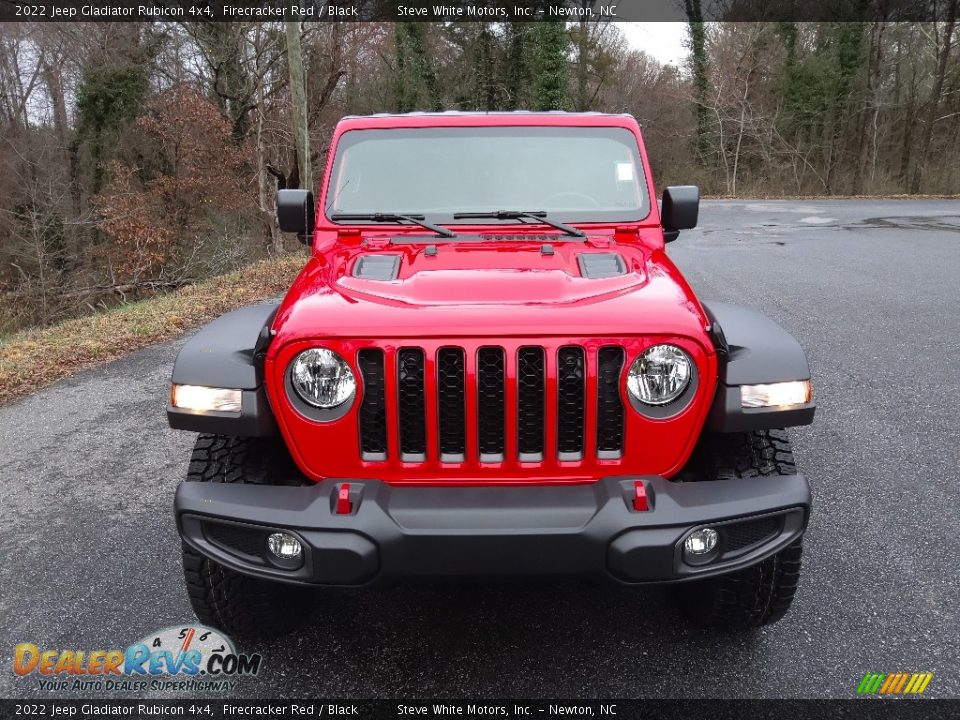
[330,213,457,238]
[452,210,586,238]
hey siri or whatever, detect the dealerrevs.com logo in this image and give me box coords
[13,625,262,692]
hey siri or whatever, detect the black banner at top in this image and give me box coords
[0,0,953,23]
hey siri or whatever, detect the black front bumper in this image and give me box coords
[176,474,810,587]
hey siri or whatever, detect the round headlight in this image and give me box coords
[289,348,356,408]
[627,344,692,406]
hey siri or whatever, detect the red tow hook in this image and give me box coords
[336,483,353,515]
[633,481,649,512]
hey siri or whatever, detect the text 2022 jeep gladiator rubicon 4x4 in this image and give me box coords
[167,112,815,639]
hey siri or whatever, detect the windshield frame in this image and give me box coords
[321,124,654,227]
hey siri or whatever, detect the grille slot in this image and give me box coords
[397,348,426,461]
[476,347,506,461]
[517,347,546,461]
[596,346,626,458]
[556,347,585,460]
[437,348,466,462]
[204,522,264,558]
[723,516,781,552]
[357,349,387,460]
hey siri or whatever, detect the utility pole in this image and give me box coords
[285,10,312,192]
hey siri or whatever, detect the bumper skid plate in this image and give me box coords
[176,475,810,587]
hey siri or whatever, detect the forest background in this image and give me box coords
[1,12,958,333]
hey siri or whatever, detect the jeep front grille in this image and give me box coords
[397,348,427,461]
[436,347,467,461]
[356,343,627,465]
[596,347,626,459]
[516,347,546,461]
[556,347,586,460]
[476,347,506,461]
[357,349,388,460]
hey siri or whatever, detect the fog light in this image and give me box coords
[267,532,302,560]
[684,528,718,556]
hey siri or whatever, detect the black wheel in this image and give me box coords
[676,429,804,632]
[181,434,314,641]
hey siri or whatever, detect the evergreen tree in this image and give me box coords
[685,0,709,161]
[394,23,442,112]
[531,21,569,111]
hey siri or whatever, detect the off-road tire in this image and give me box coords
[181,434,314,641]
[677,429,804,632]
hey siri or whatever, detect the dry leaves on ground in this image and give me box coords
[0,254,305,406]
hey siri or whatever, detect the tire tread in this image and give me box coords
[678,429,805,632]
[181,434,312,641]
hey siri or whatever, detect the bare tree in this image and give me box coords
[911,5,958,192]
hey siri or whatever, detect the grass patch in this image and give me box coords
[0,254,306,406]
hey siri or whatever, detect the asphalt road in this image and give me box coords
[1,199,958,700]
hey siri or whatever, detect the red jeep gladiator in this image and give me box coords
[168,112,815,639]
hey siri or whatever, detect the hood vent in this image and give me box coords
[353,255,400,280]
[481,234,559,242]
[577,253,626,279]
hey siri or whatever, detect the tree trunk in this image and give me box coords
[476,25,497,111]
[504,22,530,110]
[576,17,589,111]
[253,28,282,254]
[898,36,917,188]
[393,24,409,112]
[854,20,886,194]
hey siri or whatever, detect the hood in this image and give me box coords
[272,235,710,344]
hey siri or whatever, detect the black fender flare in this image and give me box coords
[702,301,816,432]
[167,302,279,437]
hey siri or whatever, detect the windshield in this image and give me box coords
[325,126,650,224]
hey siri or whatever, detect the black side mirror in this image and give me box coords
[277,189,315,244]
[661,185,699,242]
